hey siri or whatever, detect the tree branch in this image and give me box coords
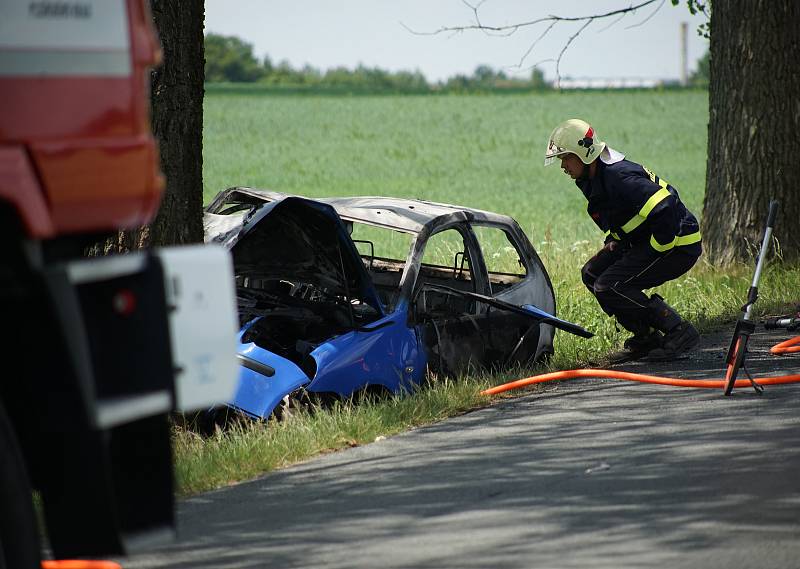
[405,0,660,37]
[402,0,666,85]
[597,12,628,33]
[515,20,558,69]
[625,0,667,30]
[555,19,592,89]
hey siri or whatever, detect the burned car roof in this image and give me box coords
[205,186,519,235]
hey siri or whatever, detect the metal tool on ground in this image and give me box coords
[764,312,800,333]
[766,311,800,355]
[723,200,780,396]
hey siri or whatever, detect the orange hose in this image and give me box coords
[771,336,800,355]
[481,368,800,396]
[483,334,800,396]
[41,561,121,569]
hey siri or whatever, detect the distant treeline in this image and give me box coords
[205,33,708,94]
[205,33,550,93]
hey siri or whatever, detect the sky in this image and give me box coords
[204,1,710,83]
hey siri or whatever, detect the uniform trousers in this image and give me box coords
[580,243,700,332]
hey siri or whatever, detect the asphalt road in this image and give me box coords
[121,326,800,569]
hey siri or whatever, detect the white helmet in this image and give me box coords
[544,118,607,166]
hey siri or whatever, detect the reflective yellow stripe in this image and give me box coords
[675,231,701,246]
[639,187,671,217]
[650,231,701,252]
[643,166,671,190]
[650,235,677,252]
[622,216,645,234]
[621,187,672,234]
[610,231,621,240]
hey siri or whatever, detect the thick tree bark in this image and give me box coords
[703,0,800,265]
[89,0,204,255]
[146,0,205,247]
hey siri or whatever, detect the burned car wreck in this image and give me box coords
[204,188,592,420]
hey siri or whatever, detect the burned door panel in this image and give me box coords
[469,222,555,362]
[480,308,542,367]
[416,292,541,374]
[415,282,593,375]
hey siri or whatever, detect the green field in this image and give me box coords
[203,90,708,246]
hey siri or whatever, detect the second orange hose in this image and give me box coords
[771,336,800,355]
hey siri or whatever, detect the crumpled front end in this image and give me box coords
[207,196,389,419]
[230,327,312,419]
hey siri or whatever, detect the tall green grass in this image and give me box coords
[183,91,800,497]
[204,91,708,246]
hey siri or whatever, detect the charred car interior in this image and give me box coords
[204,188,592,421]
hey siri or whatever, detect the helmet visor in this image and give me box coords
[544,139,570,166]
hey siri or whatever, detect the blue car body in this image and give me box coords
[230,301,425,419]
[204,189,591,420]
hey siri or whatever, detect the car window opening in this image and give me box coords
[416,228,477,317]
[349,221,414,311]
[472,225,528,296]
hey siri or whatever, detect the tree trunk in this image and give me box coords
[89,0,204,256]
[702,0,800,265]
[146,0,205,247]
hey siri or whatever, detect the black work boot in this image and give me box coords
[625,330,663,352]
[645,295,700,361]
[606,317,662,364]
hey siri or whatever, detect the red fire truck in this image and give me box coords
[0,1,237,566]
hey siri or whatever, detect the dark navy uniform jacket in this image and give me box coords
[576,157,701,256]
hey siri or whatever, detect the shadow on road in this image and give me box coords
[124,327,800,569]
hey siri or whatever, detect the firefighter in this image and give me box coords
[544,118,702,361]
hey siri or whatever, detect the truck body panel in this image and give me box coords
[0,0,163,238]
[0,1,238,563]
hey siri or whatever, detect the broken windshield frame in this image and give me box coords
[346,219,415,312]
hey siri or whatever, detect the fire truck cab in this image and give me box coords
[0,1,237,565]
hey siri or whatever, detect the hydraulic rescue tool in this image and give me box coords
[723,200,780,395]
